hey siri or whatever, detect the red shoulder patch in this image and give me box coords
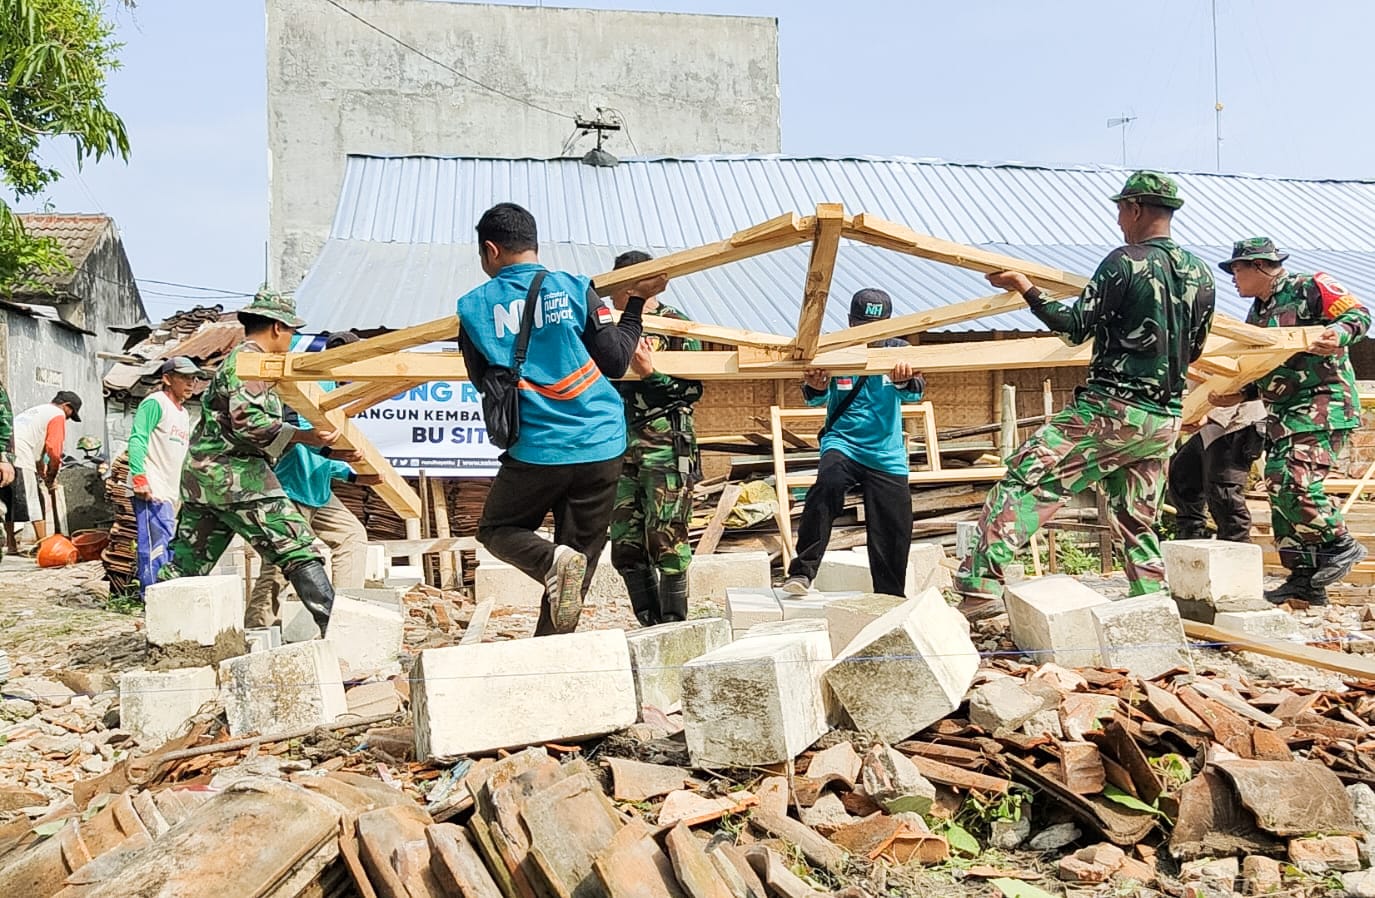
[594,305,613,325]
[1314,272,1362,318]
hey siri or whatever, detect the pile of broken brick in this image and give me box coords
[6,538,1375,895]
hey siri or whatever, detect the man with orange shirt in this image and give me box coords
[7,391,81,548]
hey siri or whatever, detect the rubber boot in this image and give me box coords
[1312,535,1368,588]
[619,565,660,627]
[659,571,689,623]
[1264,569,1326,606]
[288,561,336,637]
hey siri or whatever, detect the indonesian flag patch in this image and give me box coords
[594,305,613,325]
[835,377,855,391]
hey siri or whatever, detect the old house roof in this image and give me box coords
[295,154,1375,335]
[14,213,113,297]
[102,306,243,404]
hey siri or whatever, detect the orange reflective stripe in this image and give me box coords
[517,358,603,401]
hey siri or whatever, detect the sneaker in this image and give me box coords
[1311,538,1368,588]
[780,574,812,597]
[544,546,587,633]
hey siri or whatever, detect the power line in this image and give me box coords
[321,0,573,121]
[137,278,252,297]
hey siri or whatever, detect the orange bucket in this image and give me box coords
[37,534,79,567]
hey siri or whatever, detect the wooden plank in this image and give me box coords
[430,479,456,589]
[784,467,1006,488]
[728,211,803,246]
[793,203,847,358]
[278,380,423,520]
[1342,456,1375,515]
[623,311,795,350]
[918,402,941,473]
[816,290,1034,352]
[590,223,814,296]
[770,406,795,568]
[294,316,459,374]
[843,214,1090,292]
[696,482,744,556]
[1186,620,1375,679]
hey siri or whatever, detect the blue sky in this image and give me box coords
[18,0,1373,321]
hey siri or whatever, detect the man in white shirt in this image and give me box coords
[7,391,81,549]
[128,358,204,589]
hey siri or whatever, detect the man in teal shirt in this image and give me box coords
[781,289,925,597]
[245,332,377,629]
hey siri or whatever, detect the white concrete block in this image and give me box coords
[119,667,218,746]
[584,545,629,605]
[777,591,859,621]
[625,618,732,711]
[326,593,405,677]
[144,575,245,647]
[815,551,872,593]
[1213,609,1303,640]
[906,542,953,596]
[474,556,543,610]
[364,544,388,583]
[412,630,637,758]
[1092,592,1190,680]
[823,589,980,743]
[725,587,783,633]
[340,587,406,611]
[384,565,424,588]
[682,630,831,767]
[824,593,910,657]
[1006,575,1110,668]
[1164,540,1269,621]
[218,641,346,737]
[688,552,771,603]
[281,598,317,643]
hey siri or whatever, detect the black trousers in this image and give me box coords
[788,450,911,596]
[1167,428,1261,543]
[477,454,622,635]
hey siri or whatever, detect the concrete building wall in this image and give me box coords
[267,0,781,286]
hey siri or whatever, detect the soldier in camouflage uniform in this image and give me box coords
[955,172,1216,613]
[0,385,16,563]
[1212,238,1371,604]
[157,290,342,635]
[606,251,704,626]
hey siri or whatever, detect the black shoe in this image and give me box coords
[287,561,336,637]
[1264,570,1327,606]
[1312,537,1368,588]
[619,564,660,627]
[659,571,689,623]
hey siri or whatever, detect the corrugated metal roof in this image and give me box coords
[297,155,1375,333]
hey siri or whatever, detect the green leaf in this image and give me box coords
[942,822,980,857]
[1102,784,1171,822]
[32,818,68,837]
[989,879,1058,898]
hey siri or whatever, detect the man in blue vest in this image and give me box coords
[458,203,664,636]
[781,288,926,597]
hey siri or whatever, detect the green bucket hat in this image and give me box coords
[1218,237,1289,274]
[239,287,305,329]
[1110,170,1184,210]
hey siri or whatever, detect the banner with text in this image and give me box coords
[352,380,500,477]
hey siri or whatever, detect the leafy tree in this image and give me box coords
[0,0,128,293]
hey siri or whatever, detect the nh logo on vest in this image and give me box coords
[493,291,575,339]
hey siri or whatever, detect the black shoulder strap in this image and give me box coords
[512,271,547,370]
[818,377,865,439]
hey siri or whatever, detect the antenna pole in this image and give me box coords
[1212,0,1223,170]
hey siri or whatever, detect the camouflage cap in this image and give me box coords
[238,287,305,329]
[1218,237,1289,274]
[1109,170,1184,210]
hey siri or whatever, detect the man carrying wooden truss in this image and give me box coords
[1212,238,1372,604]
[457,203,664,636]
[954,172,1216,613]
[780,288,926,597]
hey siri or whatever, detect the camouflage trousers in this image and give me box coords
[1265,429,1351,571]
[957,391,1179,599]
[609,460,693,576]
[157,496,321,581]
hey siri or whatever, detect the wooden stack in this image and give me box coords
[98,453,137,598]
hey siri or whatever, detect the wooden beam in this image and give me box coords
[793,203,847,358]
[339,379,429,418]
[1181,325,1325,426]
[277,380,422,520]
[1185,620,1375,679]
[617,310,795,350]
[816,290,1042,351]
[589,218,814,296]
[319,378,412,413]
[293,315,459,374]
[843,214,1091,292]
